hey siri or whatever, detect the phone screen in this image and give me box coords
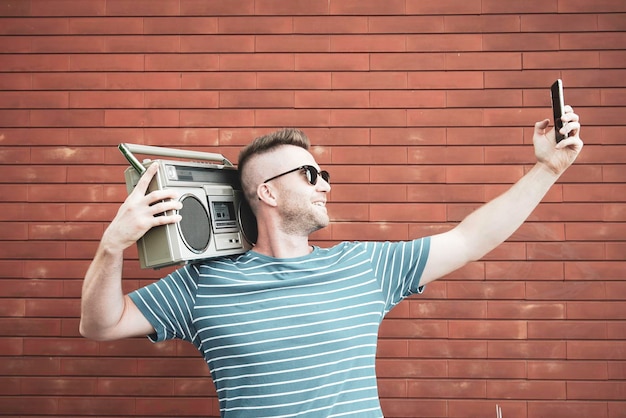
[550,79,566,143]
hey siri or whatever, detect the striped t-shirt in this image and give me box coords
[129,238,430,418]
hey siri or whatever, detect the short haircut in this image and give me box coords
[237,128,310,203]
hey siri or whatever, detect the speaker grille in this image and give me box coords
[178,195,211,253]
[238,198,258,245]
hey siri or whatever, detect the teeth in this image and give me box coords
[313,202,325,207]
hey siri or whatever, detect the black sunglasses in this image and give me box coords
[264,165,330,186]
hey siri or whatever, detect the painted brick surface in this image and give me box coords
[0,1,624,417]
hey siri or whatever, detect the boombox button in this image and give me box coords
[215,233,245,251]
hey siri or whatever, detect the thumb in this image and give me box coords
[534,118,550,134]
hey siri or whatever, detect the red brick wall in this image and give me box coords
[1,1,625,417]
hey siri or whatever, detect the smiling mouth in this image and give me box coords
[313,201,326,207]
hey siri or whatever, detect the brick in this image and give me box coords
[568,302,626,320]
[446,280,527,300]
[181,34,254,53]
[182,72,256,90]
[70,17,143,34]
[369,15,443,34]
[138,357,211,377]
[410,300,487,319]
[0,91,69,109]
[488,301,566,319]
[528,360,609,380]
[105,0,180,16]
[381,399,448,418]
[405,0,481,15]
[488,341,567,359]
[61,357,137,376]
[444,15,521,33]
[105,109,180,127]
[0,396,59,415]
[58,397,136,416]
[294,16,367,33]
[409,108,485,128]
[530,402,609,418]
[0,279,64,298]
[254,109,330,127]
[0,72,32,90]
[257,35,330,53]
[107,72,181,90]
[257,72,331,89]
[379,319,448,339]
[330,184,407,203]
[147,53,218,72]
[527,321,607,340]
[408,339,487,359]
[568,341,626,360]
[32,35,106,53]
[332,34,406,52]
[370,52,444,71]
[567,382,625,401]
[449,360,527,379]
[30,0,106,16]
[221,90,294,108]
[69,91,143,109]
[526,281,606,300]
[449,320,527,339]
[527,242,606,261]
[180,0,254,16]
[22,377,97,395]
[482,0,558,13]
[255,0,330,15]
[565,260,626,280]
[145,91,219,109]
[0,318,61,337]
[149,17,218,34]
[136,397,215,416]
[488,380,566,400]
[377,358,448,379]
[377,378,407,398]
[408,379,486,399]
[296,90,369,109]
[371,90,446,108]
[408,34,482,52]
[330,222,408,241]
[98,377,174,396]
[295,52,370,71]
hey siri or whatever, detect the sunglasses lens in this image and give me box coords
[302,166,330,185]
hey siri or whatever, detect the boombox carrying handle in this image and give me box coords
[120,143,234,167]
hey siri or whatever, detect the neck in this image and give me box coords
[252,219,314,258]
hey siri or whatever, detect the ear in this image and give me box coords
[257,183,278,207]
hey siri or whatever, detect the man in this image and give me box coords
[80,108,582,417]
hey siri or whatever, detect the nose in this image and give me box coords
[316,176,331,192]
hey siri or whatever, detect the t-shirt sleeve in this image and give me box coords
[362,237,430,314]
[128,264,200,343]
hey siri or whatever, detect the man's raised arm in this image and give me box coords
[420,106,583,286]
[80,162,182,341]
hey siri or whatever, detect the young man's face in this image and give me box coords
[264,145,331,236]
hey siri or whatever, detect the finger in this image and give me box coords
[556,134,584,150]
[148,199,183,217]
[535,118,550,133]
[151,213,183,226]
[133,162,159,195]
[563,105,574,114]
[562,121,581,138]
[562,110,579,124]
[145,188,180,205]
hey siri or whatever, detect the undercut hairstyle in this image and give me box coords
[237,128,311,204]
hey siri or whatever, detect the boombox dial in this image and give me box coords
[121,144,256,269]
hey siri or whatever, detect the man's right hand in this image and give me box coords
[102,162,183,253]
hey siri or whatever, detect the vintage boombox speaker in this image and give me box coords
[119,143,257,269]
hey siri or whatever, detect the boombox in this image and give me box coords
[120,143,257,269]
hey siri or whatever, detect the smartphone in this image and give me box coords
[550,79,566,143]
[118,143,146,175]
